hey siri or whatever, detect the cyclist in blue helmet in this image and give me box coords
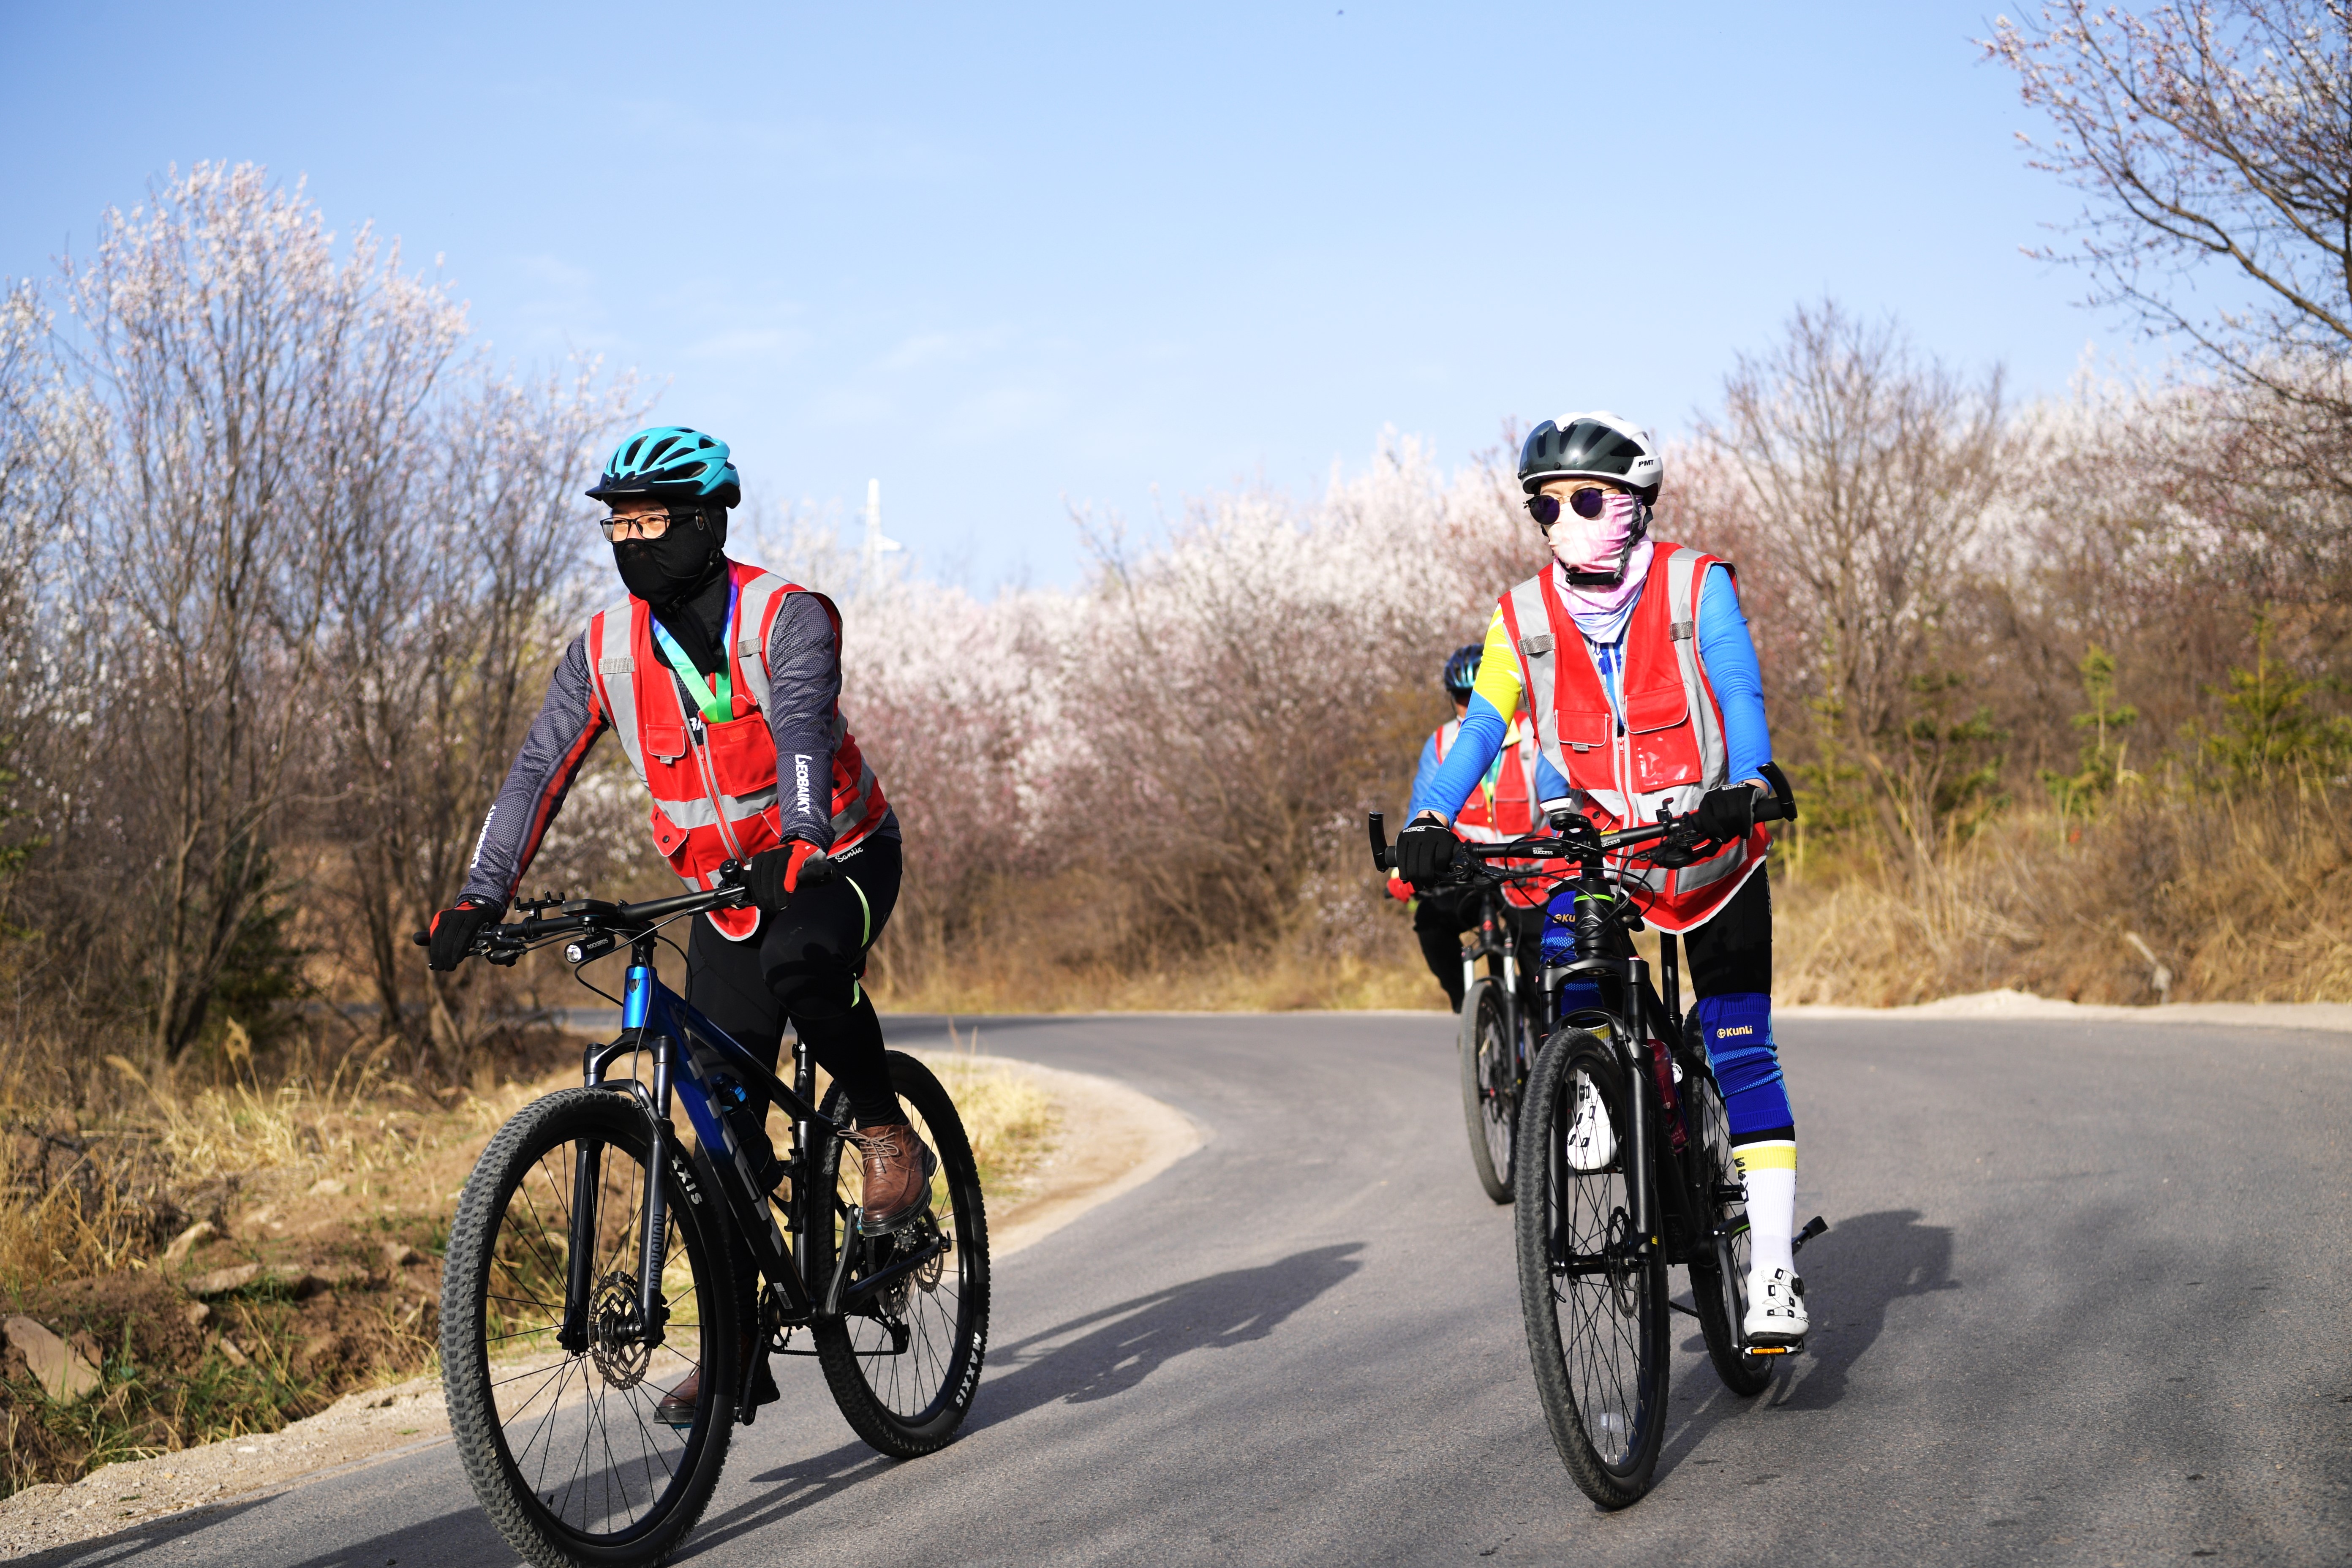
[426,426,927,1420]
[1389,644,1550,1010]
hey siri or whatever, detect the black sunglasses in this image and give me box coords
[1524,486,1614,529]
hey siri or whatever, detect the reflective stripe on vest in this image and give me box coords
[1498,546,1768,933]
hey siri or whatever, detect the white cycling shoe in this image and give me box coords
[1742,1266,1808,1346]
[1565,1071,1616,1172]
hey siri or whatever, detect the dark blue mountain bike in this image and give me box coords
[422,875,989,1568]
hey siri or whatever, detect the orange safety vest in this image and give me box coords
[1435,716,1552,909]
[1495,544,1769,934]
[584,561,887,941]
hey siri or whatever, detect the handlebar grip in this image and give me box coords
[410,929,430,947]
[800,851,836,888]
[1756,761,1799,824]
[1367,813,1392,873]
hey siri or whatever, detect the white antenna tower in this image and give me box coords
[861,478,903,580]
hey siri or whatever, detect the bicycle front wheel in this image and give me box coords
[1685,1062,1772,1398]
[1514,1027,1669,1508]
[441,1087,736,1568]
[1459,977,1516,1203]
[807,1050,990,1458]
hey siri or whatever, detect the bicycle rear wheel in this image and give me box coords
[807,1050,990,1458]
[1685,1062,1772,1397]
[1459,977,1516,1203]
[442,1087,736,1568]
[1514,1026,1669,1508]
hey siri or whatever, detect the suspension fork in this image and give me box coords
[1622,953,1655,1247]
[790,1035,816,1295]
[597,943,675,1349]
[559,1137,601,1353]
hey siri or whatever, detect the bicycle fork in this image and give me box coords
[561,955,676,1357]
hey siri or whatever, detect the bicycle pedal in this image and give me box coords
[1746,1343,1799,1356]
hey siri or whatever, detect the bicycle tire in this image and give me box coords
[807,1050,990,1458]
[1514,1026,1669,1508]
[1684,1063,1772,1398]
[443,1087,737,1568]
[1459,978,1515,1203]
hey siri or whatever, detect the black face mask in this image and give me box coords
[613,509,728,606]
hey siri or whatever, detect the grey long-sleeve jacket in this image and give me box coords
[459,577,894,908]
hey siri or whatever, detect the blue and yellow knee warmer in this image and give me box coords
[1694,991,1794,1169]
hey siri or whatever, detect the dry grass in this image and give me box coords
[873,928,1443,1015]
[1775,784,2352,1006]
[0,1019,1072,1494]
[873,783,2352,1015]
[918,1036,1062,1198]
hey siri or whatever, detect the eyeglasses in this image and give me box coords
[599,511,675,542]
[1524,485,1614,529]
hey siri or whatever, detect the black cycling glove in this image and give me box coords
[1394,817,1462,889]
[1693,783,1764,841]
[427,897,504,972]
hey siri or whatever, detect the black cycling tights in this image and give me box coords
[683,832,904,1129]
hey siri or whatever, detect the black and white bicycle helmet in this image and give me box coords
[1517,411,1663,504]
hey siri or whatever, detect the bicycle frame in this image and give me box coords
[562,927,948,1423]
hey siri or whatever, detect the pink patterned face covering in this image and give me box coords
[1546,488,1642,576]
[1546,490,1651,639]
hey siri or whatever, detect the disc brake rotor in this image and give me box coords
[588,1270,653,1389]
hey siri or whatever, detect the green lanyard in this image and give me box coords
[651,583,736,723]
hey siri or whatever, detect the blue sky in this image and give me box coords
[0,2,2127,588]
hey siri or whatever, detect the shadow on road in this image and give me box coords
[1651,1208,1957,1486]
[1773,1207,1957,1412]
[683,1244,1365,1554]
[973,1242,1365,1427]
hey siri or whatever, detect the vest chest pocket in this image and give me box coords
[1625,682,1700,789]
[643,721,688,763]
[701,711,780,798]
[1554,706,1612,755]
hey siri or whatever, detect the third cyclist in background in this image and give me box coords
[1389,643,1549,1011]
[1393,411,1809,1348]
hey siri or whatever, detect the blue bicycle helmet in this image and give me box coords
[1443,643,1482,700]
[586,426,742,509]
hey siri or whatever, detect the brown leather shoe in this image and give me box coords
[653,1336,775,1427]
[843,1120,939,1237]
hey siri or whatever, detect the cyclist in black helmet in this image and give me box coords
[1388,644,1549,1010]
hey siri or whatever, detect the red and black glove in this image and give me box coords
[744,840,834,912]
[427,898,504,972]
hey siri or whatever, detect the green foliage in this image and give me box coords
[0,731,44,893]
[2197,615,2351,789]
[1899,670,2009,836]
[2042,644,2141,817]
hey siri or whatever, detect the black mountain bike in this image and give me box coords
[1372,775,1824,1508]
[420,874,989,1568]
[1455,881,1550,1204]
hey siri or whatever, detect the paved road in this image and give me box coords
[32,1013,2351,1567]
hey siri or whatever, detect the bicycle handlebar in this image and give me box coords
[409,866,759,966]
[1367,762,1799,881]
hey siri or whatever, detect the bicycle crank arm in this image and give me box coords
[822,1209,862,1316]
[837,1231,950,1315]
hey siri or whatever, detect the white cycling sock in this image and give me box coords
[1735,1143,1797,1277]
